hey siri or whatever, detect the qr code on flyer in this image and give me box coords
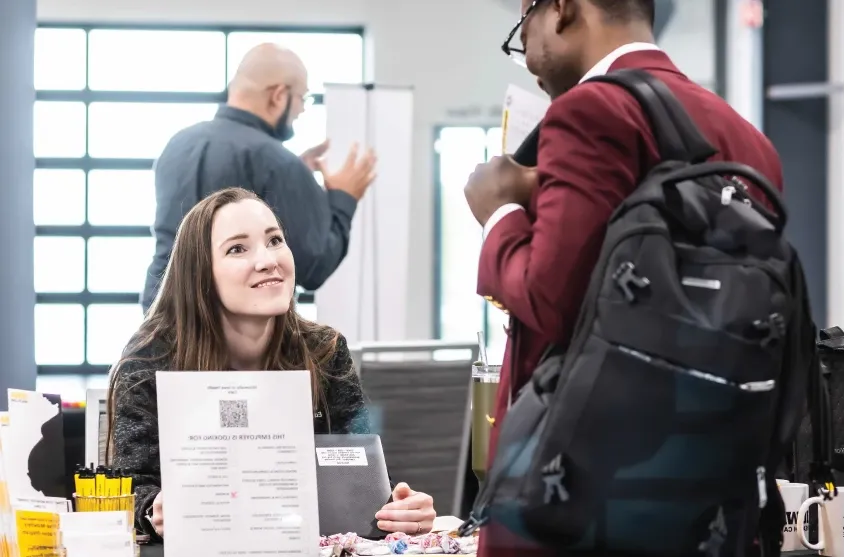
[219,400,249,428]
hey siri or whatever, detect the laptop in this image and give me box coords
[315,434,392,538]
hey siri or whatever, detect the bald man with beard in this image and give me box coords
[141,43,376,312]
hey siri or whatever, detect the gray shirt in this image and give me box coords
[141,106,357,312]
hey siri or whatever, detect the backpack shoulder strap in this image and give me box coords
[586,68,717,164]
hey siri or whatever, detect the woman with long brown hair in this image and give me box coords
[106,187,435,541]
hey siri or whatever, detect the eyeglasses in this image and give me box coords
[501,0,550,68]
[267,83,315,107]
[274,84,315,106]
[289,86,315,106]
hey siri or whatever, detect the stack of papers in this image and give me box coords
[0,388,136,557]
[13,508,62,557]
[0,389,72,557]
[60,511,135,557]
[501,84,550,155]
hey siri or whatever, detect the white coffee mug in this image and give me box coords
[779,483,810,551]
[797,486,844,557]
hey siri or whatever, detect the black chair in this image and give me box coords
[353,341,476,517]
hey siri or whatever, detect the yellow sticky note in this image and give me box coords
[7,391,28,404]
[15,509,60,557]
[0,480,9,512]
[0,472,11,557]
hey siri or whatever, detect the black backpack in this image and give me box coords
[458,69,837,557]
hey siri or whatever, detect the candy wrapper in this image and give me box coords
[384,532,410,544]
[416,532,443,554]
[439,535,460,554]
[326,532,359,550]
[387,538,408,554]
[320,530,478,556]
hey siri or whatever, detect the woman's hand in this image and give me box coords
[375,483,436,535]
[149,491,164,536]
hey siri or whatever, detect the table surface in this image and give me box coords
[140,544,819,557]
[140,544,473,556]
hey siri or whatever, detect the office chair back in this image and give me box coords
[355,343,475,517]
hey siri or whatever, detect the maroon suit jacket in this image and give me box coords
[476,50,783,556]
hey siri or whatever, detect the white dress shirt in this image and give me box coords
[482,42,662,239]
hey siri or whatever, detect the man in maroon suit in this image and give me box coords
[463,0,783,555]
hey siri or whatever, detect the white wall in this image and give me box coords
[37,0,717,340]
[827,0,844,328]
[658,0,716,89]
[724,0,762,128]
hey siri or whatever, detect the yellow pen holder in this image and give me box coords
[72,493,135,514]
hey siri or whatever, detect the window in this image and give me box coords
[33,101,87,158]
[87,170,155,226]
[434,125,506,363]
[34,24,363,394]
[34,28,86,91]
[284,103,328,165]
[87,102,219,159]
[87,30,227,93]
[34,169,86,225]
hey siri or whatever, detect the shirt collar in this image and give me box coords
[215,105,278,139]
[578,42,661,84]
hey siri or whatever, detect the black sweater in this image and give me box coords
[109,335,369,539]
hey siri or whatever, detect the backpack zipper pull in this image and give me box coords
[756,466,767,508]
[721,185,736,206]
[612,262,650,303]
[751,313,786,347]
[723,178,753,207]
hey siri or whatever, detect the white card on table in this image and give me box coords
[315,447,368,466]
[156,370,319,557]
